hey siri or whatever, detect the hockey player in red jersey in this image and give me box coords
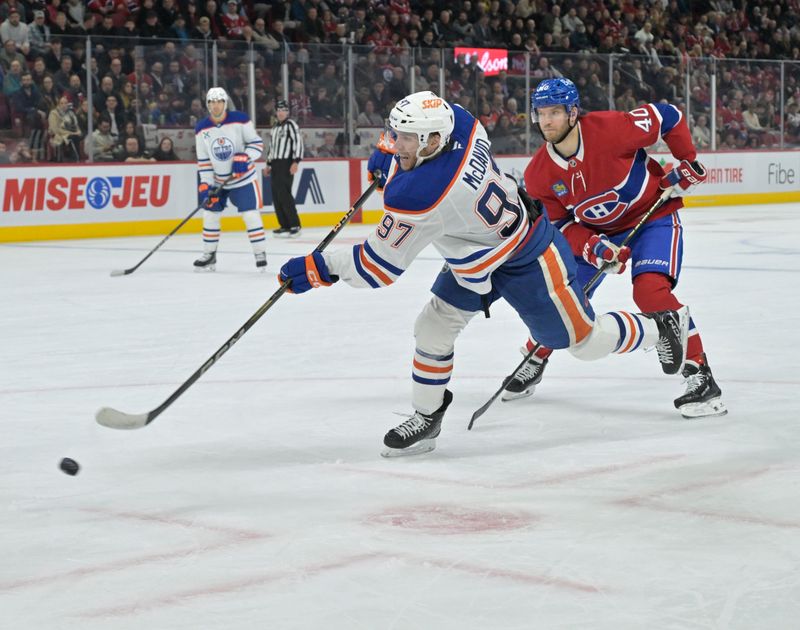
[503,78,726,419]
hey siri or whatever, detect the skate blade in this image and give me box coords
[288,231,302,238]
[381,438,437,458]
[680,398,728,419]
[194,265,216,273]
[501,388,534,402]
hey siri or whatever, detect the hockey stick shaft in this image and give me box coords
[110,179,231,277]
[468,187,674,430]
[96,176,382,430]
[582,186,673,295]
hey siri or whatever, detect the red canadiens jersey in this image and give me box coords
[524,103,697,256]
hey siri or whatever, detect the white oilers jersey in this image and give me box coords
[195,110,264,189]
[323,104,530,295]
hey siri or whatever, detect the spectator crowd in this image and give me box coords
[1,0,799,163]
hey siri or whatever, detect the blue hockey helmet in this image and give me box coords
[530,78,580,116]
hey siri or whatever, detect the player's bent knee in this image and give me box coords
[414,297,474,355]
[567,314,620,361]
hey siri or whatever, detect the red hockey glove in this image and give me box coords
[582,234,631,274]
[661,159,707,196]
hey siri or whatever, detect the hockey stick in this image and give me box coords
[467,186,674,430]
[96,176,382,430]
[110,178,232,277]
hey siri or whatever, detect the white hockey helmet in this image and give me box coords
[388,91,455,165]
[206,86,229,109]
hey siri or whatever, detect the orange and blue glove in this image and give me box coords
[582,234,631,274]
[232,152,251,178]
[279,251,338,294]
[660,159,707,196]
[198,183,222,211]
[367,132,396,190]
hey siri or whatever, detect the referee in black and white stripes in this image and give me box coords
[266,100,304,236]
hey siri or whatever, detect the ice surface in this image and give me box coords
[1,204,799,629]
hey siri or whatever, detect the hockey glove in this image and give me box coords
[232,152,251,178]
[279,251,338,294]
[660,159,707,196]
[582,234,631,274]
[198,183,222,211]
[367,132,396,190]
[517,187,544,221]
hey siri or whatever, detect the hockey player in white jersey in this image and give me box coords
[279,91,690,457]
[194,87,267,271]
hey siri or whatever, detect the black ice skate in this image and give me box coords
[193,251,216,272]
[382,390,453,458]
[674,354,727,418]
[254,252,267,271]
[643,306,689,375]
[272,227,290,237]
[502,350,549,402]
[288,227,302,237]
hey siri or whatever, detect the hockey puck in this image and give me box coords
[59,457,80,476]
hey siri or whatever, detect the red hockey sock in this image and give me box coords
[525,339,554,360]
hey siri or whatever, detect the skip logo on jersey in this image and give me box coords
[212,137,235,161]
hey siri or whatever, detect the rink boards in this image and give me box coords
[1,151,798,242]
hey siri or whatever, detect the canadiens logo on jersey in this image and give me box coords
[212,137,235,161]
[573,190,629,225]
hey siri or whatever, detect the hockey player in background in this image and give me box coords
[279,90,690,457]
[194,87,267,272]
[502,78,726,418]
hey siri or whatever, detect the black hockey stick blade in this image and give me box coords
[467,186,675,429]
[110,178,231,277]
[467,345,537,430]
[96,176,381,430]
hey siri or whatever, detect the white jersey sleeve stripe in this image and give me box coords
[358,245,396,286]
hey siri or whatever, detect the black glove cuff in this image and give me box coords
[518,187,543,222]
